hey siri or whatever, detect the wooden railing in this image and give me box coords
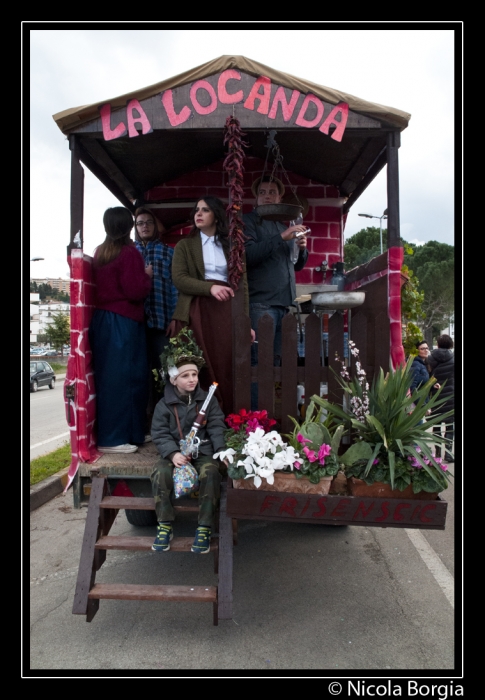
[232,304,345,434]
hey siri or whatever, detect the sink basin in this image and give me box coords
[311,290,365,310]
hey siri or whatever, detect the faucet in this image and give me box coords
[315,260,328,282]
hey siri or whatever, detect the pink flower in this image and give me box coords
[293,461,301,470]
[297,433,312,445]
[303,447,317,462]
[440,463,448,471]
[245,418,262,433]
[317,443,331,465]
[373,459,380,465]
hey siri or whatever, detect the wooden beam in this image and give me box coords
[68,136,84,255]
[386,131,401,247]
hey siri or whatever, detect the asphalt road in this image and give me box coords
[30,374,69,460]
[28,475,460,677]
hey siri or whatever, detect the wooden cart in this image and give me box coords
[53,56,447,624]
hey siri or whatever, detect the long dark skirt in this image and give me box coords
[168,287,233,417]
[89,309,148,446]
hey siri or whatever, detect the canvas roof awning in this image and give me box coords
[53,55,411,223]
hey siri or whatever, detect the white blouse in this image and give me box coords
[200,231,228,282]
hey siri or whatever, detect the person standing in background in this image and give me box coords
[428,334,455,462]
[168,196,253,416]
[134,206,178,428]
[243,175,308,408]
[90,207,152,453]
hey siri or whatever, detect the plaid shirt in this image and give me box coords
[135,240,178,330]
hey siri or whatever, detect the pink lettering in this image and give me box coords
[243,76,271,114]
[260,495,281,514]
[217,69,243,104]
[295,94,324,128]
[393,503,411,522]
[311,497,328,518]
[410,505,421,521]
[352,501,375,520]
[375,501,390,522]
[161,90,191,127]
[126,99,152,138]
[319,101,349,142]
[330,498,351,518]
[268,86,300,121]
[190,80,218,116]
[279,497,298,516]
[419,504,436,524]
[99,104,127,141]
[300,497,311,517]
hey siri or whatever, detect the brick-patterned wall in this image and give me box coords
[145,156,344,283]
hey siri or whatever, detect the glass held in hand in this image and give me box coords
[290,215,310,238]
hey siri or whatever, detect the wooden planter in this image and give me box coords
[232,471,333,495]
[347,477,438,500]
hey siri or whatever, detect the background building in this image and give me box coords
[31,277,71,295]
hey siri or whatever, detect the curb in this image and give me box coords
[30,467,70,512]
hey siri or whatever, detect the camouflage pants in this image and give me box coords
[150,456,222,527]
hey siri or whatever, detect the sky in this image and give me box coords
[27,24,460,280]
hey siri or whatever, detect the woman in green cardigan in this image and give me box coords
[168,196,253,416]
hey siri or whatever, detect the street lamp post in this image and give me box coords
[358,210,388,254]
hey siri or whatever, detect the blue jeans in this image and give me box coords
[249,304,287,410]
[249,303,287,366]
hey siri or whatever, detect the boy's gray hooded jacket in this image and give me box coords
[151,382,226,460]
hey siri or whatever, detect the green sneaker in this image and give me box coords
[191,526,211,554]
[152,522,173,552]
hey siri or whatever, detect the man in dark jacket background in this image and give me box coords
[429,334,455,462]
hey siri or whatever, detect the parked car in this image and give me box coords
[30,361,56,392]
[45,349,58,356]
[31,348,47,356]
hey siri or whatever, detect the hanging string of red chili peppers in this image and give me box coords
[223,115,248,290]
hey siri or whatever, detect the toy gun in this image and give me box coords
[179,382,218,459]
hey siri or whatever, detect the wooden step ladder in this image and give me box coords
[72,468,234,625]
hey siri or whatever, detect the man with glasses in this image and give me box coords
[134,207,178,427]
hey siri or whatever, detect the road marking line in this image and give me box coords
[30,432,70,449]
[405,528,454,608]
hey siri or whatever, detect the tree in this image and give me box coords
[30,282,70,303]
[345,231,454,346]
[404,241,454,341]
[344,227,385,269]
[44,311,70,351]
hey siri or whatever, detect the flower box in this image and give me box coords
[232,471,333,495]
[347,477,438,500]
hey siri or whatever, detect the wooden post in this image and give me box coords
[217,481,233,620]
[232,277,251,413]
[68,135,84,256]
[386,131,401,248]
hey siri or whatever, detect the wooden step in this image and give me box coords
[88,583,217,603]
[100,496,199,513]
[95,535,219,554]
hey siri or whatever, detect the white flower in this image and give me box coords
[213,447,237,463]
[237,456,256,474]
[229,427,302,488]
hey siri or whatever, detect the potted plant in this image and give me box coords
[284,401,343,485]
[214,409,300,490]
[311,342,454,498]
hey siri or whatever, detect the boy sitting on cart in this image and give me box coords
[150,329,227,554]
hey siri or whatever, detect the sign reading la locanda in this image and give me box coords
[99,69,350,143]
